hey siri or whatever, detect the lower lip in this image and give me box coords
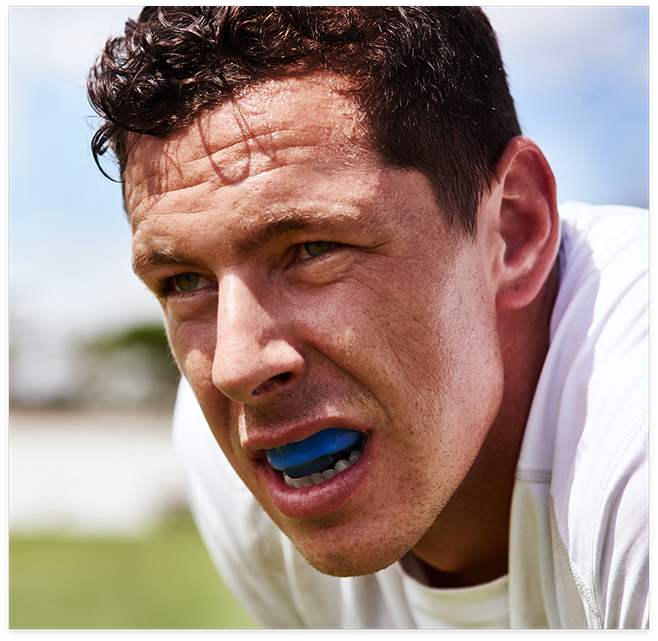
[257,442,370,519]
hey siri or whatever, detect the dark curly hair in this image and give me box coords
[87,6,521,234]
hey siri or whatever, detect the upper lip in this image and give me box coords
[241,415,370,459]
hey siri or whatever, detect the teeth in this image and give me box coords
[283,449,361,489]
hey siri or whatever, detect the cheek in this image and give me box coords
[165,312,216,376]
[432,259,505,430]
[302,255,503,440]
[164,314,239,441]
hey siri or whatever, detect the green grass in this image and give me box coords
[9,512,258,629]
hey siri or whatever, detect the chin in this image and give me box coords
[298,546,401,578]
[286,520,426,578]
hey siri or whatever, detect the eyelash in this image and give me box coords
[298,241,338,260]
[152,273,209,298]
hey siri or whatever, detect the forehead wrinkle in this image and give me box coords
[158,81,370,183]
[129,127,362,219]
[126,78,376,219]
[130,139,379,236]
[193,120,371,191]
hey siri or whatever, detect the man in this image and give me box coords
[87,7,648,628]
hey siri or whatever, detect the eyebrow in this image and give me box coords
[132,209,346,279]
[233,216,316,255]
[132,247,204,279]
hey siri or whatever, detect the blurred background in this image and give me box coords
[7,5,649,630]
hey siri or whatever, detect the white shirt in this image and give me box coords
[172,201,648,628]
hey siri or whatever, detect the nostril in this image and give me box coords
[253,371,292,397]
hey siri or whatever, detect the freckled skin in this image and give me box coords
[126,74,558,585]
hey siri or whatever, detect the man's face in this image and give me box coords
[127,74,505,576]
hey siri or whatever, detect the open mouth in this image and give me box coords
[265,428,366,489]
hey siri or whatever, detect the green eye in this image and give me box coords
[303,241,336,257]
[173,273,201,292]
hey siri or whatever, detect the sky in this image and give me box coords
[7,6,650,403]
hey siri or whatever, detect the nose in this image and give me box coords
[212,273,306,404]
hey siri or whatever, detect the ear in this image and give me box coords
[483,136,560,310]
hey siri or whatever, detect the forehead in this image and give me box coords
[124,74,377,223]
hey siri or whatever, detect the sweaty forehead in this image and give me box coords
[124,75,375,218]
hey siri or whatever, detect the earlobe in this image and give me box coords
[490,136,560,310]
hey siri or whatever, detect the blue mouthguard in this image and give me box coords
[265,428,364,479]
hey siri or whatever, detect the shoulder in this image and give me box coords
[545,202,648,627]
[554,201,647,328]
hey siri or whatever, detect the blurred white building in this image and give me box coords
[10,408,188,537]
